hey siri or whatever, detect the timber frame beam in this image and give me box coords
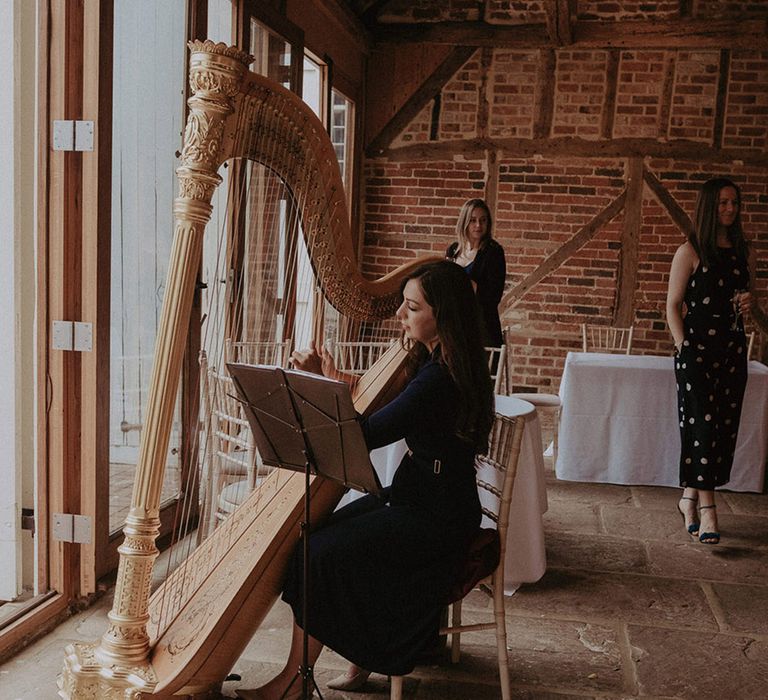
[377,136,768,168]
[366,45,477,154]
[544,0,574,46]
[498,162,706,317]
[500,191,627,310]
[373,17,768,50]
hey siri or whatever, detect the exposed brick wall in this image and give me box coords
[695,2,768,18]
[725,51,768,151]
[393,103,433,146]
[364,155,767,392]
[439,51,482,140]
[578,1,682,20]
[379,0,481,23]
[552,50,609,138]
[362,159,488,278]
[361,14,768,393]
[614,50,669,138]
[496,159,625,390]
[489,51,538,138]
[486,1,546,23]
[668,50,720,142]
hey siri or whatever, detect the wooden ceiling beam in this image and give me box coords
[374,20,548,47]
[378,136,768,168]
[373,17,768,50]
[572,17,766,49]
[365,46,477,155]
[314,0,372,53]
[360,0,395,26]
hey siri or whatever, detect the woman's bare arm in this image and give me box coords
[666,242,697,350]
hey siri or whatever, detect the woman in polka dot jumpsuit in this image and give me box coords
[666,177,756,545]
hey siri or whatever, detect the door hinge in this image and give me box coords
[52,513,92,544]
[51,320,93,351]
[52,120,94,151]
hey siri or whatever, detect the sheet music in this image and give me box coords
[227,363,382,496]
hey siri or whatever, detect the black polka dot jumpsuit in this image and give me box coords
[674,246,749,490]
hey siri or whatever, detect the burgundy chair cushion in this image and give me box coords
[445,528,500,604]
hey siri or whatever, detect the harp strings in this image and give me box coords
[151,90,402,632]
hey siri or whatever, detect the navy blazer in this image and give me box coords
[446,238,506,346]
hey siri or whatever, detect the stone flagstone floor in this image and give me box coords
[2,419,767,699]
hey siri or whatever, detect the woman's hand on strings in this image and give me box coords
[290,341,339,378]
[319,345,340,378]
[290,342,324,375]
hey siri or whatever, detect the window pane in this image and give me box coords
[109,0,187,533]
[251,19,292,86]
[331,89,354,187]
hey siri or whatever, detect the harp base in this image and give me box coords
[59,641,158,699]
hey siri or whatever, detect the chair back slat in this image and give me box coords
[197,362,268,541]
[581,323,634,354]
[333,340,396,375]
[224,338,293,367]
[474,412,525,551]
[484,345,507,394]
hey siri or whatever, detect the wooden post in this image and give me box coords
[614,157,644,327]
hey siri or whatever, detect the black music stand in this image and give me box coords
[227,362,382,700]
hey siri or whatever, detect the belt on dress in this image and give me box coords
[407,449,442,474]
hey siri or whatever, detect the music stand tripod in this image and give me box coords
[227,363,382,700]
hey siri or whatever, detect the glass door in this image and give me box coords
[109,0,188,534]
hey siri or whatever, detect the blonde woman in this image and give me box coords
[446,198,506,347]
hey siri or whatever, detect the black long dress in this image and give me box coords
[674,245,749,490]
[281,353,482,676]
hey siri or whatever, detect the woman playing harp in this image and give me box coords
[236,261,495,700]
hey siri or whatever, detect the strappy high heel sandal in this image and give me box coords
[677,495,699,536]
[697,504,720,545]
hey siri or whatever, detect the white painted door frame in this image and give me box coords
[0,0,22,601]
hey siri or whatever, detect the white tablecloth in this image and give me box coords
[340,395,548,594]
[556,352,768,492]
[493,395,548,593]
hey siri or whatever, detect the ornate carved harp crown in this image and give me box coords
[60,40,437,698]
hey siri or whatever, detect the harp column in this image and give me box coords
[59,41,252,699]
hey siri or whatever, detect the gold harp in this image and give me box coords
[60,41,438,698]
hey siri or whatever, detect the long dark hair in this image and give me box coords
[454,198,494,251]
[400,260,494,452]
[691,177,749,268]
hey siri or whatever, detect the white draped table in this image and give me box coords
[555,352,768,492]
[339,395,548,595]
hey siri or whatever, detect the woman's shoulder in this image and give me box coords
[674,240,698,261]
[671,240,699,277]
[446,241,459,258]
[476,238,505,264]
[483,238,504,254]
[413,357,455,389]
[417,355,448,377]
